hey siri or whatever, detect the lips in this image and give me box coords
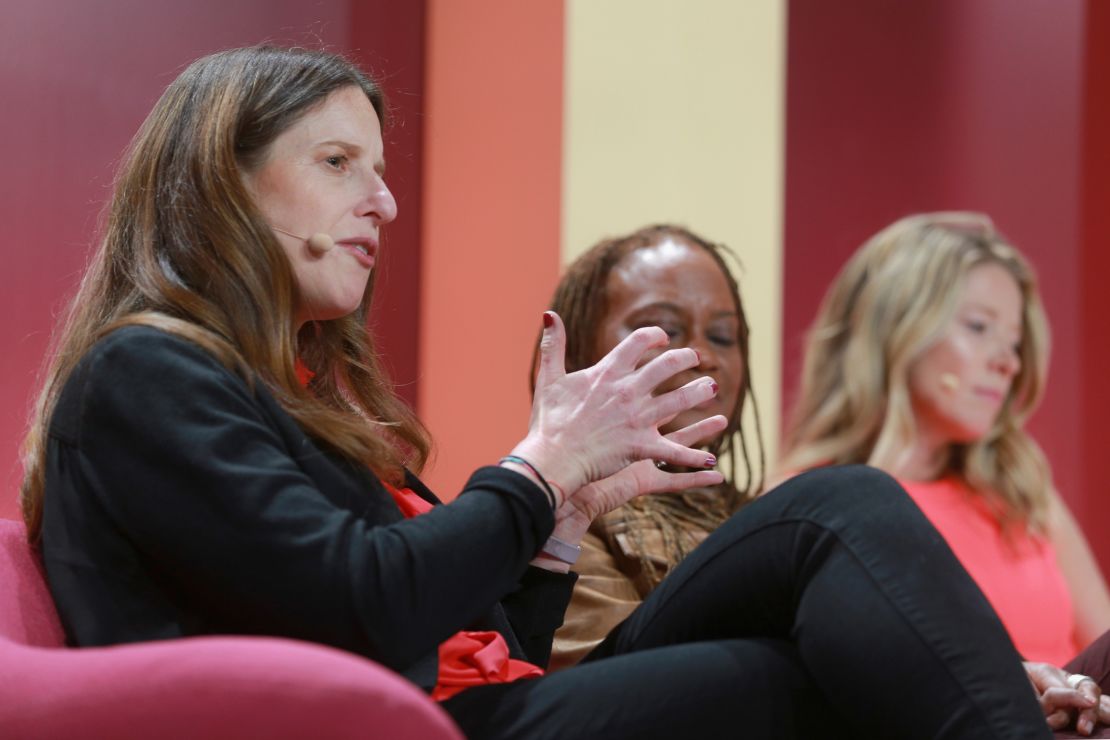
[337,237,377,268]
[972,387,1005,404]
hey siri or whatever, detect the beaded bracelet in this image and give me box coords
[499,455,558,510]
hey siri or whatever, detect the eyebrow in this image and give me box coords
[963,302,999,316]
[632,301,738,319]
[962,301,1011,318]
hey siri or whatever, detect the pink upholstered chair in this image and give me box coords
[0,518,462,740]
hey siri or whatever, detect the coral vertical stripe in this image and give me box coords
[419,0,564,499]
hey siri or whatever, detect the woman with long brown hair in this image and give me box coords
[23,47,1060,738]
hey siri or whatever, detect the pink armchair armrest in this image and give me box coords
[0,519,462,740]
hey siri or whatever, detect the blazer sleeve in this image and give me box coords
[59,328,556,672]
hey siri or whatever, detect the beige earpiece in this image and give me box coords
[272,226,335,254]
[306,233,335,254]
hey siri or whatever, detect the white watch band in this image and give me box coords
[540,535,581,565]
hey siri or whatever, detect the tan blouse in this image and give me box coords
[549,489,735,671]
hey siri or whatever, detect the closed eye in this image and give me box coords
[635,321,682,340]
[658,326,682,340]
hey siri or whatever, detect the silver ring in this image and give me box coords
[1067,673,1096,689]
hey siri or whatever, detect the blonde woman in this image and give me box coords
[780,211,1110,670]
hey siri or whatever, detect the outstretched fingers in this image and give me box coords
[665,414,729,448]
[646,376,720,429]
[631,344,700,392]
[653,468,726,492]
[533,311,568,392]
[525,317,723,491]
[652,437,720,470]
[638,393,725,471]
[600,326,676,375]
[653,415,729,482]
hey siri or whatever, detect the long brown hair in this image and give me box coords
[532,224,765,504]
[22,46,429,542]
[779,212,1051,531]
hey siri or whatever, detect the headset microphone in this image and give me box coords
[939,373,960,392]
[306,233,335,253]
[271,226,335,254]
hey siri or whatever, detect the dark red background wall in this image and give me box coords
[0,1,425,520]
[1080,2,1110,573]
[783,0,1109,570]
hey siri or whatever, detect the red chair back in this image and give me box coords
[0,518,65,647]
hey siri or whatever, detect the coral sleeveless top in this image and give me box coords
[898,476,1080,664]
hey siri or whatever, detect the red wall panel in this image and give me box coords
[1079,1,1110,568]
[349,2,427,410]
[783,0,955,407]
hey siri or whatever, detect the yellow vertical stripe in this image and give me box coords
[563,0,786,464]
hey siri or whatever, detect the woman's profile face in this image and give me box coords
[245,85,397,327]
[906,261,1023,447]
[594,238,745,438]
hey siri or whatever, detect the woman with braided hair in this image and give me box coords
[540,224,764,668]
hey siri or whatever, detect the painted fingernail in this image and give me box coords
[694,349,701,363]
[710,381,719,395]
[543,312,553,328]
[704,456,717,468]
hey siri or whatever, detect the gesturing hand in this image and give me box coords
[549,414,727,547]
[509,312,722,502]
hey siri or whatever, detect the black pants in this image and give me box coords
[443,466,1051,739]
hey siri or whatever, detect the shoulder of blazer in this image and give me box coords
[50,326,251,442]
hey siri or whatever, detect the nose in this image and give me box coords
[362,174,398,226]
[687,334,721,372]
[989,341,1020,378]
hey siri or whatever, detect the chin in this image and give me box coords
[947,422,994,446]
[307,298,365,322]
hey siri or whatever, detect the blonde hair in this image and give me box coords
[780,212,1052,531]
[21,47,430,543]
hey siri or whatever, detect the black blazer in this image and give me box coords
[42,326,576,689]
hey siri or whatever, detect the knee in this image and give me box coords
[767,464,914,520]
[792,464,898,490]
[775,463,899,493]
